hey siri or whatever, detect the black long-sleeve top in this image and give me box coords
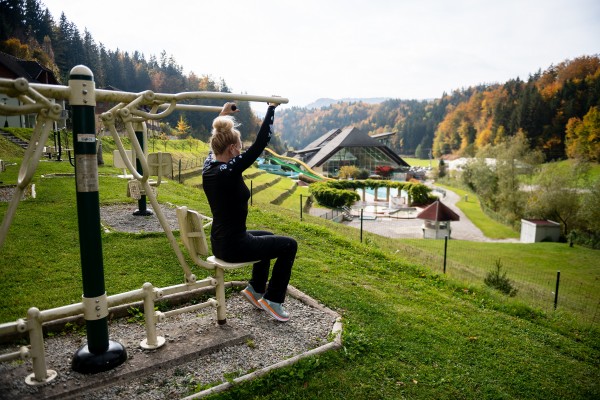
[202,106,275,242]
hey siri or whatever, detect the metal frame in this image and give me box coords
[0,65,288,384]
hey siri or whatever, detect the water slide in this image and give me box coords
[263,148,330,181]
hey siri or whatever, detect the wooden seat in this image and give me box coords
[176,206,258,324]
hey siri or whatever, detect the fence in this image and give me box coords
[296,199,599,327]
[395,237,600,327]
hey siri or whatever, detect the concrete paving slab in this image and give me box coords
[2,324,250,400]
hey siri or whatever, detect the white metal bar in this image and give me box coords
[0,78,289,105]
[162,298,217,319]
[27,308,50,382]
[159,277,216,297]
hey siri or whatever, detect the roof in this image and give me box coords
[522,219,560,226]
[370,131,396,139]
[416,200,460,222]
[297,126,409,168]
[0,51,59,84]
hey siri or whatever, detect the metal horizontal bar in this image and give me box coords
[162,298,217,319]
[0,78,288,106]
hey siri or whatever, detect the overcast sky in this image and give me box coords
[42,0,600,112]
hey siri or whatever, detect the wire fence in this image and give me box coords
[395,238,600,328]
[310,204,599,327]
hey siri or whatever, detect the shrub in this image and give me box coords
[339,166,360,179]
[484,259,518,297]
[309,179,435,208]
[357,169,370,179]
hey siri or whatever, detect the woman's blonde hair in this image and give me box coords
[209,116,241,155]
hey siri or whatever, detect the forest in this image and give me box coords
[1,0,599,162]
[0,0,273,146]
[276,58,600,162]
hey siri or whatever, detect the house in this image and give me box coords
[292,127,409,178]
[0,51,62,128]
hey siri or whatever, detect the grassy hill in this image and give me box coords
[1,133,599,399]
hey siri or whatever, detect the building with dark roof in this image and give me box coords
[0,51,61,128]
[293,126,409,178]
[416,200,460,239]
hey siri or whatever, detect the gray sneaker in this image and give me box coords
[258,298,290,322]
[241,284,263,310]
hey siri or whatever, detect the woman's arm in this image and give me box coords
[225,105,276,173]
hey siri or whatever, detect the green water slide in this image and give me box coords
[266,155,323,181]
[263,148,328,181]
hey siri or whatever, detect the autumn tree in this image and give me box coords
[492,131,543,223]
[578,177,600,234]
[339,166,359,179]
[565,106,600,162]
[174,114,191,138]
[525,161,588,236]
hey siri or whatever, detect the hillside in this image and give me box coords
[0,135,599,398]
[275,56,600,162]
[2,0,598,161]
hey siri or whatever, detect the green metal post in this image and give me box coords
[133,126,152,216]
[69,65,127,374]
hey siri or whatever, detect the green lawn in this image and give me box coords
[1,144,599,399]
[402,156,433,168]
[434,182,519,239]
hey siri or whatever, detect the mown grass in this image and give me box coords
[434,182,519,239]
[402,156,432,168]
[1,138,599,399]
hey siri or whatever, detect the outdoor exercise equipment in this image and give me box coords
[0,65,288,383]
[176,206,259,325]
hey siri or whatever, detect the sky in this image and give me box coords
[41,0,600,113]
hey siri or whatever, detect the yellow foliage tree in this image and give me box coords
[565,107,600,162]
[339,166,360,179]
[175,115,191,138]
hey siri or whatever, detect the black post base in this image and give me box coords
[72,340,127,374]
[133,209,153,216]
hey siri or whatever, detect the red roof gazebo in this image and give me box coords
[416,200,459,239]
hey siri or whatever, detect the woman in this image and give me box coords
[202,102,297,322]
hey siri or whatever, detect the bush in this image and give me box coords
[484,259,518,297]
[339,166,360,179]
[357,169,370,179]
[309,179,435,208]
[309,182,360,208]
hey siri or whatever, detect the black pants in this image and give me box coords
[212,230,297,303]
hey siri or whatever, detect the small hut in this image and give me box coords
[417,200,460,239]
[520,219,561,243]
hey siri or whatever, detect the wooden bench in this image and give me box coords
[176,206,258,325]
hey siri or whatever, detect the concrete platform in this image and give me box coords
[3,324,249,400]
[0,285,342,399]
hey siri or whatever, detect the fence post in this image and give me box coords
[443,235,448,274]
[250,180,253,206]
[69,65,127,374]
[300,194,303,221]
[554,271,561,310]
[178,159,182,183]
[360,208,364,243]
